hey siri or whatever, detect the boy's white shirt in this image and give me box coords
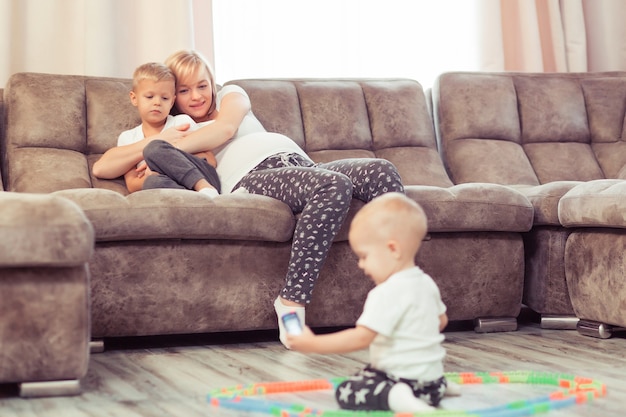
[356,266,447,381]
[117,114,199,147]
[117,114,202,168]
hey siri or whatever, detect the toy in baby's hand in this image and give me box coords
[207,371,607,416]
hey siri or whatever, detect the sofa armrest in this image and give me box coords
[0,192,94,267]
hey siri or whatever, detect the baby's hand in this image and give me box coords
[285,325,316,352]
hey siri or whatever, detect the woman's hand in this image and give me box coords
[157,123,191,147]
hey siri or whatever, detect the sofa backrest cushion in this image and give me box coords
[3,73,139,194]
[4,74,453,193]
[433,72,626,185]
[227,79,453,188]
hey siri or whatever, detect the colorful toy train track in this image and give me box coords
[207,371,606,416]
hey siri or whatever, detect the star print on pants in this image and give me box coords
[354,388,370,405]
[337,383,353,403]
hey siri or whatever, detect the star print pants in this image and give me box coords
[335,366,447,410]
[233,153,404,304]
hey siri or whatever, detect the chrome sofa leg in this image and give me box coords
[90,339,105,353]
[474,317,517,333]
[19,379,81,398]
[540,315,579,330]
[576,319,626,339]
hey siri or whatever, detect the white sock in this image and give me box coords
[274,296,305,349]
[388,383,434,412]
[198,187,219,198]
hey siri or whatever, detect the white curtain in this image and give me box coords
[0,0,214,87]
[211,0,482,88]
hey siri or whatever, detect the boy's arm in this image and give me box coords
[287,325,377,354]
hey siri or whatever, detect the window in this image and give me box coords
[212,0,480,88]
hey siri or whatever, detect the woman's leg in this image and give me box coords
[236,163,353,304]
[142,140,221,192]
[316,158,404,201]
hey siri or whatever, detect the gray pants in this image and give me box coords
[336,367,447,410]
[142,140,221,192]
[234,153,404,304]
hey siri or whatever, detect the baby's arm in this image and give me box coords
[439,313,449,332]
[287,325,376,354]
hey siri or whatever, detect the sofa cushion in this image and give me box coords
[558,179,626,228]
[53,188,296,242]
[511,182,581,226]
[0,192,94,266]
[407,183,533,232]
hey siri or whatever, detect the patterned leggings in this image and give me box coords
[234,153,404,304]
[336,367,447,410]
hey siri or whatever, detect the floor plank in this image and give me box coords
[0,316,623,416]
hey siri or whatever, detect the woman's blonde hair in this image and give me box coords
[165,50,217,116]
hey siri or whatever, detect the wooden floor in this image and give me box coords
[1,311,624,416]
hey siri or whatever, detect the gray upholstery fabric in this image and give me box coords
[0,192,92,386]
[1,73,535,339]
[433,71,626,322]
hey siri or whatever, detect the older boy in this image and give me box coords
[119,62,220,195]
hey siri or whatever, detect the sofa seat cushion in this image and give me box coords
[0,192,94,266]
[406,183,533,232]
[510,181,581,226]
[558,179,626,228]
[53,188,296,242]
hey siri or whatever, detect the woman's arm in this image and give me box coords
[92,126,188,179]
[174,91,251,154]
[287,325,377,354]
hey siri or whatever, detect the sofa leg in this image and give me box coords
[473,317,517,333]
[576,319,626,339]
[540,315,579,330]
[90,339,105,353]
[19,379,81,398]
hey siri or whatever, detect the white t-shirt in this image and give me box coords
[213,85,311,193]
[117,114,197,146]
[117,114,199,169]
[356,266,447,381]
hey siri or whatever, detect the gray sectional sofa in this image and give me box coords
[2,70,625,395]
[432,71,626,337]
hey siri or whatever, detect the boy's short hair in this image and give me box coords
[132,62,175,90]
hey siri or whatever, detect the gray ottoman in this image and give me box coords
[559,179,626,338]
[0,192,94,396]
